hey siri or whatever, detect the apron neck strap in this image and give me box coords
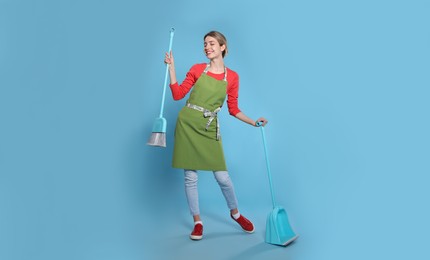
[204,64,228,81]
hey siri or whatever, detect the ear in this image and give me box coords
[220,44,226,52]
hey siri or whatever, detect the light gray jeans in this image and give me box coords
[184,169,239,216]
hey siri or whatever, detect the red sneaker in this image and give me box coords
[190,223,203,240]
[231,214,255,233]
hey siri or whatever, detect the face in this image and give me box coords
[204,36,225,59]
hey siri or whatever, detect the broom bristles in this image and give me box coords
[147,132,166,147]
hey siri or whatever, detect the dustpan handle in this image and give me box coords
[159,27,175,118]
[257,122,277,208]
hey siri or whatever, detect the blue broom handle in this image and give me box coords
[257,122,277,208]
[159,27,175,118]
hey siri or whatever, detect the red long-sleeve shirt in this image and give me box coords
[169,63,241,116]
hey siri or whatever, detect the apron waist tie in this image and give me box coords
[186,103,221,140]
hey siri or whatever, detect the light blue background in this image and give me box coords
[1,0,429,259]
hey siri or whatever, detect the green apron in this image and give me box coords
[172,64,228,171]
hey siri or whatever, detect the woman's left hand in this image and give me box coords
[255,117,268,127]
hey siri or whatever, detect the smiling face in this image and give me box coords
[204,36,226,60]
[203,31,228,60]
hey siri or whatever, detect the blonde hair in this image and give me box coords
[204,31,228,58]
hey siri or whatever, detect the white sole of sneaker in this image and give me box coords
[243,228,255,234]
[190,235,203,240]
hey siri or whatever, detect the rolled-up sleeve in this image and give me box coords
[169,65,201,100]
[226,72,241,116]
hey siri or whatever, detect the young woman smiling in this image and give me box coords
[164,31,268,240]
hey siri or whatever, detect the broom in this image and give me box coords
[147,28,175,147]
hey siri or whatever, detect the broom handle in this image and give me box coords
[159,28,175,118]
[257,122,277,208]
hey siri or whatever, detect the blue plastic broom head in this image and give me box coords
[147,117,167,147]
[151,117,167,133]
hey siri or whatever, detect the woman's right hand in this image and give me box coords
[164,51,177,84]
[164,51,174,66]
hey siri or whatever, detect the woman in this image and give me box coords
[165,31,268,240]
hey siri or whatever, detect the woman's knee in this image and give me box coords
[184,169,198,186]
[214,171,232,187]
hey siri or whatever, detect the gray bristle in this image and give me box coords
[147,133,166,147]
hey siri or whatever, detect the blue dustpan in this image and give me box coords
[266,207,298,246]
[257,122,298,246]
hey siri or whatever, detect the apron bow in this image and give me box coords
[186,103,222,140]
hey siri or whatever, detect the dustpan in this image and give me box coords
[147,27,175,147]
[266,207,298,246]
[257,122,298,246]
